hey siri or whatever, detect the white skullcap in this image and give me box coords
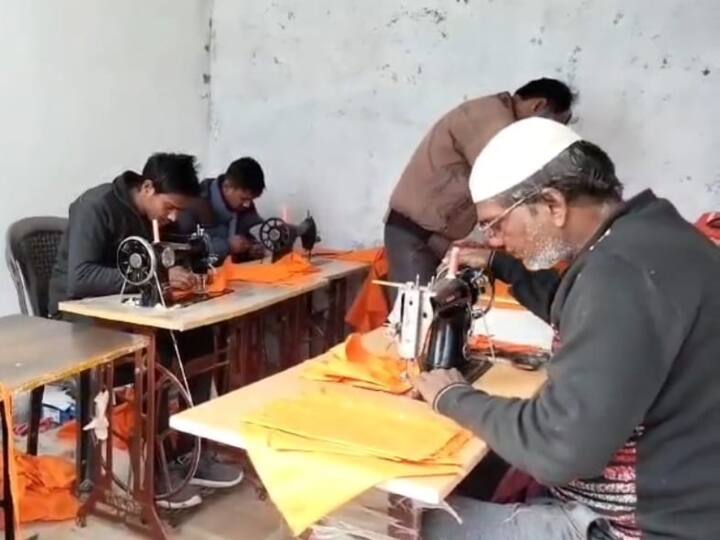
[469,117,582,203]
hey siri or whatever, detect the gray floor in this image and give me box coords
[21,429,293,540]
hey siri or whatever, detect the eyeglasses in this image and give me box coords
[477,192,536,239]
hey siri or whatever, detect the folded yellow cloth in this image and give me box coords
[240,387,471,535]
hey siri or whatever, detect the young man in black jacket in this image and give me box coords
[415,118,720,539]
[48,153,200,313]
[49,153,243,509]
[177,156,266,263]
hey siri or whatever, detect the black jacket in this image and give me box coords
[48,172,149,315]
[437,191,720,539]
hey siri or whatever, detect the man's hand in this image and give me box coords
[412,369,469,408]
[168,266,198,291]
[229,235,252,254]
[248,244,265,259]
[443,245,492,269]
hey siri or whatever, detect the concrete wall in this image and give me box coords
[1,0,718,313]
[207,0,720,249]
[0,0,212,314]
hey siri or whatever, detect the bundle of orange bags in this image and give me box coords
[239,386,471,535]
[208,252,320,289]
[303,333,414,394]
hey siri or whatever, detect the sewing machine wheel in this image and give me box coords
[259,217,291,252]
[100,364,200,503]
[117,236,157,286]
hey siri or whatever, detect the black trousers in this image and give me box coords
[384,222,441,286]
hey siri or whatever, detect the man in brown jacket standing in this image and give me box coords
[385,78,575,285]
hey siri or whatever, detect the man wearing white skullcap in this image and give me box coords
[414,118,720,539]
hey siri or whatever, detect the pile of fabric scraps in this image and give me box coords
[0,387,78,531]
[217,252,319,286]
[239,387,471,535]
[303,333,414,394]
[0,453,79,524]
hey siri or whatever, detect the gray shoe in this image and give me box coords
[155,467,203,510]
[189,452,244,489]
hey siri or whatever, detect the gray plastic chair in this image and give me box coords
[5,216,67,454]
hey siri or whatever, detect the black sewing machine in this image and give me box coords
[422,267,493,381]
[381,266,493,382]
[258,213,321,262]
[116,226,222,307]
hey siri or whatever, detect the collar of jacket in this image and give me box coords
[111,171,150,229]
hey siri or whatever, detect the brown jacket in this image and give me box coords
[388,93,517,243]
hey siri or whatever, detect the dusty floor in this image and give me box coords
[25,484,293,540]
[20,429,293,540]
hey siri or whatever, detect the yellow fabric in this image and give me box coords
[244,391,459,462]
[240,387,471,534]
[266,427,470,467]
[303,333,414,394]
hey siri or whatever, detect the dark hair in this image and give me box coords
[515,78,575,114]
[500,141,624,205]
[225,157,265,197]
[139,153,200,197]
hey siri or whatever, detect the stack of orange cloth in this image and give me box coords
[303,333,414,394]
[239,386,472,535]
[218,252,319,286]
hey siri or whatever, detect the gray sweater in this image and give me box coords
[437,191,720,539]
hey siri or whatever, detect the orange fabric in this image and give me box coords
[6,454,78,524]
[469,335,546,356]
[345,249,390,332]
[207,265,228,293]
[303,333,415,394]
[58,395,135,451]
[240,388,470,534]
[220,252,319,286]
[0,387,77,528]
[0,387,20,533]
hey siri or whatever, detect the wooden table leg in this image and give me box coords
[141,339,166,539]
[76,369,94,491]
